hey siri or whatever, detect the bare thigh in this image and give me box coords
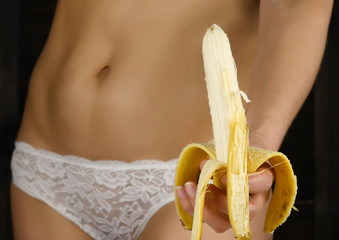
[10,184,93,240]
[11,183,273,240]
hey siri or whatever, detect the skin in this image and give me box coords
[11,0,333,239]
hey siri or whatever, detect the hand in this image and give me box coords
[175,159,274,233]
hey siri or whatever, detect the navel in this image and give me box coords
[97,65,110,81]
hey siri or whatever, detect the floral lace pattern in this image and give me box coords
[11,142,177,240]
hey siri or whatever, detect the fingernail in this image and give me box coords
[176,186,186,199]
[185,182,196,197]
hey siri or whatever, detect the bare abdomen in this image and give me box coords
[17,0,258,161]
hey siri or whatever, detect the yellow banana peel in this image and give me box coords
[174,24,297,240]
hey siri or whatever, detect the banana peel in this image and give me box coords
[175,142,297,238]
[174,24,297,240]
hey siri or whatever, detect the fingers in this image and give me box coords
[248,163,274,220]
[175,161,274,232]
[204,184,232,233]
[249,191,270,220]
[248,164,274,195]
[176,181,232,233]
[199,159,208,170]
[176,181,229,216]
[205,184,228,214]
[175,182,196,216]
[203,202,232,233]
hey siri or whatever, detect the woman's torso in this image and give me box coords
[17,0,259,162]
[13,1,274,239]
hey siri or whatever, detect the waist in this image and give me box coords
[18,64,212,161]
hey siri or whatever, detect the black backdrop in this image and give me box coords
[0,1,338,239]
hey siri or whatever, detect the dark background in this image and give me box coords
[0,1,338,239]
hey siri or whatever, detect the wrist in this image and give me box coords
[248,121,286,152]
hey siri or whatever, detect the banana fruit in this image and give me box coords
[174,24,297,240]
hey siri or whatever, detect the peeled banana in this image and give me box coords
[174,24,297,240]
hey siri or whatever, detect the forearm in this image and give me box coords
[247,0,333,151]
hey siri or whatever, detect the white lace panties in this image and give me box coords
[11,141,177,240]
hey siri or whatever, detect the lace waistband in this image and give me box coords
[14,141,178,170]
